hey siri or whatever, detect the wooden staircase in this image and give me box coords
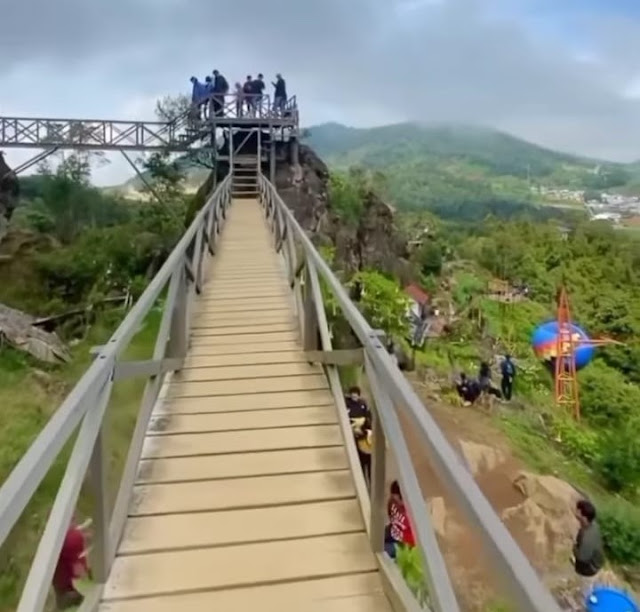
[231,155,259,198]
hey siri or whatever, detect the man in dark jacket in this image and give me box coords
[573,499,605,594]
[272,73,287,115]
[251,74,266,116]
[500,354,516,401]
[212,69,229,117]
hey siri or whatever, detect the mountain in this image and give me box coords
[303,122,638,218]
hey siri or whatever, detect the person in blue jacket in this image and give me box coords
[189,76,203,120]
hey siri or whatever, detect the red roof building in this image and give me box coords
[404,284,429,305]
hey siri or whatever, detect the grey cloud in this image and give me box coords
[2,0,640,160]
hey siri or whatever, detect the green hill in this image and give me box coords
[303,122,637,218]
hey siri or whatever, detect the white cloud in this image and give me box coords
[2,0,640,185]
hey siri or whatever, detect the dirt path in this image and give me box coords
[394,373,575,611]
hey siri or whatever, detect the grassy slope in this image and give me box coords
[414,269,638,529]
[0,308,161,612]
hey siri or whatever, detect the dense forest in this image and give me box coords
[2,152,189,315]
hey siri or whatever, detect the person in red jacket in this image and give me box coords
[52,519,91,610]
[384,480,415,559]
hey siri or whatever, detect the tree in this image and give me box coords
[349,270,410,338]
[417,239,443,277]
[155,94,191,122]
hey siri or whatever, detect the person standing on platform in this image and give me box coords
[272,73,287,116]
[234,82,244,117]
[189,76,205,121]
[212,69,229,117]
[203,75,214,119]
[251,74,266,116]
[243,75,255,116]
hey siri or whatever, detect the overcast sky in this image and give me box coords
[2,0,640,185]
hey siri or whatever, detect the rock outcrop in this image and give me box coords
[0,303,70,363]
[0,152,20,241]
[275,144,413,280]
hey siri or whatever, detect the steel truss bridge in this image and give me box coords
[0,94,298,152]
[0,93,562,612]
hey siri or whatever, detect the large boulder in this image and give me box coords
[501,471,582,567]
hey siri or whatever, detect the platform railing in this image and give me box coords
[0,176,231,612]
[258,174,563,612]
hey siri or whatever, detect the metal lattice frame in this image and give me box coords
[258,176,563,612]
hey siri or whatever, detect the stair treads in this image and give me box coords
[104,533,377,601]
[158,389,335,414]
[129,470,355,516]
[190,322,297,337]
[172,362,321,383]
[183,350,308,369]
[97,573,389,612]
[137,447,349,484]
[167,374,327,398]
[190,312,293,328]
[188,341,300,356]
[141,424,343,458]
[147,406,337,435]
[189,331,298,346]
[119,498,363,554]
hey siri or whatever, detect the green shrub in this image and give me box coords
[395,544,430,607]
[550,416,601,467]
[599,500,640,565]
[594,426,640,495]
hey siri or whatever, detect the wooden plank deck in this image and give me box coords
[99,198,392,612]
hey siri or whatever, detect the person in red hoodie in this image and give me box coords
[52,518,91,610]
[384,480,415,560]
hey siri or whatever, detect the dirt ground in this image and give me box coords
[392,372,579,611]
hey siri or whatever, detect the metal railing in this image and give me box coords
[194,93,298,122]
[0,176,231,612]
[258,175,563,612]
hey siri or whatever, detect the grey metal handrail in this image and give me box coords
[258,174,562,612]
[0,175,231,611]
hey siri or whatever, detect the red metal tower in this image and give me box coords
[554,287,581,420]
[553,286,623,421]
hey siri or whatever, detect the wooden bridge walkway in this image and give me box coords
[98,199,393,612]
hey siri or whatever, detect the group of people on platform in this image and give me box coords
[189,70,288,120]
[455,354,516,406]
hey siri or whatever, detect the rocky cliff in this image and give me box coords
[274,144,413,281]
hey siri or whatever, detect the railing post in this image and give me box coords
[303,262,319,352]
[166,266,189,360]
[88,425,110,582]
[369,391,387,552]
